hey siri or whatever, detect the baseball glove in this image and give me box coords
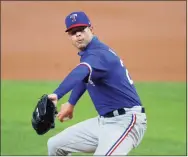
[31,94,58,135]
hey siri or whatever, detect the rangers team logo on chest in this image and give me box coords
[70,14,77,22]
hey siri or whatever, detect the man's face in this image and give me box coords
[67,26,93,50]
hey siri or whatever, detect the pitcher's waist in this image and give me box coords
[101,106,145,118]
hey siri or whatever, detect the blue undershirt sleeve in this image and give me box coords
[53,65,89,100]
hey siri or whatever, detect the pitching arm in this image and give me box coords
[53,65,89,100]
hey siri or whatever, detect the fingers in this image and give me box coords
[56,102,74,122]
[57,112,72,122]
[57,113,64,122]
[69,113,73,119]
[48,94,58,106]
[48,94,57,100]
[63,117,70,121]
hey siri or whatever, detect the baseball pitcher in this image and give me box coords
[47,11,147,156]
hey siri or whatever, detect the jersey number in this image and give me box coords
[120,59,134,85]
[109,49,134,85]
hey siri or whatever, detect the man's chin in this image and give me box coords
[77,44,86,50]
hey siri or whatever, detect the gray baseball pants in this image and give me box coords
[47,106,147,156]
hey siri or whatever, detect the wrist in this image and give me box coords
[68,99,76,106]
[53,92,61,100]
[67,101,75,107]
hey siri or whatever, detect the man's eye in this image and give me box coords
[68,27,86,35]
[72,31,77,35]
[80,28,84,31]
[69,31,76,35]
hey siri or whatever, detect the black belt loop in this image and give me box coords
[141,107,145,113]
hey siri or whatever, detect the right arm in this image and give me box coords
[53,65,89,100]
[48,54,107,122]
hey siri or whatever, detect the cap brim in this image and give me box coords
[65,24,89,32]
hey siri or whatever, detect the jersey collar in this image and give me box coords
[78,36,99,56]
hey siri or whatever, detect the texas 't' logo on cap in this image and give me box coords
[65,11,91,32]
[70,14,77,22]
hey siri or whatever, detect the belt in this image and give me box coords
[103,107,145,118]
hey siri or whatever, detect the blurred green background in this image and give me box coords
[1,80,186,155]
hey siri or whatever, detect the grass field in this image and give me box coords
[1,80,186,156]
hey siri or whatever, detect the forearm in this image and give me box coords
[53,65,89,100]
[68,81,86,105]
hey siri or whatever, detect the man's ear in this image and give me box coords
[89,26,94,33]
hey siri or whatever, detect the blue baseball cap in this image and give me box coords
[65,11,91,32]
